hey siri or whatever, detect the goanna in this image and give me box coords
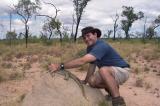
[55,69,88,100]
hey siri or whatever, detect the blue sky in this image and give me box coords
[0,0,160,39]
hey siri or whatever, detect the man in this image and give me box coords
[49,26,130,106]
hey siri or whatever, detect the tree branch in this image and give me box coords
[43,1,60,19]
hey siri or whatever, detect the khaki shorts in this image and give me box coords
[95,66,130,85]
[111,66,130,85]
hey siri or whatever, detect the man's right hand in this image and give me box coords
[48,63,60,73]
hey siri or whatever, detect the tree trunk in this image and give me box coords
[74,17,81,42]
[58,29,63,43]
[113,25,116,40]
[48,27,52,40]
[125,25,130,39]
[25,24,29,48]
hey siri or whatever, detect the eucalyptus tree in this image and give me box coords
[42,20,54,40]
[121,6,144,39]
[72,0,91,42]
[154,15,160,29]
[154,15,160,40]
[14,0,41,48]
[146,15,160,39]
[38,1,62,42]
[41,18,61,40]
[146,26,155,39]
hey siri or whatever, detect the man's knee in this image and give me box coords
[99,67,113,77]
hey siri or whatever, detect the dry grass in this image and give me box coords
[0,39,160,106]
[0,39,160,83]
[135,76,144,87]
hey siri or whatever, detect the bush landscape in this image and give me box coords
[0,0,160,105]
[0,39,160,106]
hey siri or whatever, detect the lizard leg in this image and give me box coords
[64,72,69,80]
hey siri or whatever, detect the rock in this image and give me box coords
[22,73,108,106]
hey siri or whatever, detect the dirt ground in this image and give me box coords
[0,58,160,106]
[73,69,160,106]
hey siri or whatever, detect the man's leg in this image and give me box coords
[87,71,106,88]
[98,67,120,97]
[99,67,126,106]
[87,70,116,92]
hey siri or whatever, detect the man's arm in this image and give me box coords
[83,63,96,84]
[49,54,96,72]
[64,54,96,69]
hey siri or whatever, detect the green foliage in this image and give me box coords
[6,31,17,40]
[28,35,41,43]
[42,39,53,46]
[15,0,41,17]
[121,6,144,39]
[5,31,17,46]
[73,0,91,17]
[50,19,61,30]
[62,31,70,42]
[42,18,62,40]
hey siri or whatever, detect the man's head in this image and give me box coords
[81,26,101,38]
[81,26,101,46]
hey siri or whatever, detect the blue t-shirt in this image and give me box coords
[87,39,129,68]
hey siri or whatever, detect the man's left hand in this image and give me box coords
[81,80,87,84]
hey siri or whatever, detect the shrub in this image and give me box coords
[1,62,12,69]
[23,62,31,70]
[134,67,140,74]
[144,66,150,72]
[76,49,86,58]
[9,72,23,80]
[0,75,4,82]
[135,77,143,87]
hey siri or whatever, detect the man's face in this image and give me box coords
[82,32,97,46]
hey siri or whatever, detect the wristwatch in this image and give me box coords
[60,63,64,70]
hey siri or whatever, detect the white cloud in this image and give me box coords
[0,0,160,39]
[13,19,32,25]
[13,19,23,25]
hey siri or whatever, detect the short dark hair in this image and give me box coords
[81,26,101,38]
